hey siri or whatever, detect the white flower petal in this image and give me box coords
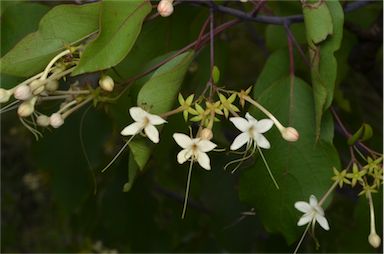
[255,119,274,133]
[129,107,146,122]
[148,114,167,125]
[315,214,330,231]
[294,201,311,213]
[196,151,211,170]
[197,139,217,152]
[177,149,192,164]
[120,122,143,136]
[245,112,256,122]
[297,214,313,226]
[254,133,270,149]
[229,117,250,132]
[230,132,250,150]
[309,195,318,207]
[173,133,193,149]
[144,125,159,143]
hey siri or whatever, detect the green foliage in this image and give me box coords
[137,51,195,114]
[303,0,344,137]
[0,3,100,77]
[240,77,340,243]
[0,0,382,252]
[73,0,151,75]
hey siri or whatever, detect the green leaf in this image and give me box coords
[212,65,220,84]
[304,0,344,137]
[347,123,373,145]
[239,76,340,243]
[127,51,194,171]
[128,138,153,170]
[137,51,195,114]
[72,0,151,75]
[123,153,139,192]
[302,1,333,44]
[1,2,50,56]
[0,3,100,77]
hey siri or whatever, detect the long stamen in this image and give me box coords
[181,159,194,219]
[101,134,136,173]
[293,222,311,254]
[257,145,279,189]
[0,100,20,114]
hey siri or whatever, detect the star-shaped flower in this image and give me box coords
[332,167,351,188]
[173,133,217,170]
[120,107,166,143]
[229,113,273,150]
[294,195,329,231]
[346,163,366,187]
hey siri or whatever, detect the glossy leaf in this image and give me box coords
[137,51,195,114]
[72,0,151,75]
[0,3,100,77]
[239,76,340,243]
[304,1,343,137]
[302,1,333,44]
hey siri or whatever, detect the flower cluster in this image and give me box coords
[0,48,116,139]
[110,86,299,218]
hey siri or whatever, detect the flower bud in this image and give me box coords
[17,100,35,117]
[99,75,114,92]
[45,80,59,92]
[240,0,248,2]
[37,115,50,127]
[368,233,381,248]
[29,80,45,95]
[0,88,12,103]
[14,84,32,100]
[157,0,174,17]
[50,113,64,128]
[281,127,299,142]
[200,128,213,140]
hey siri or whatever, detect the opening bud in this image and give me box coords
[17,99,36,117]
[368,233,381,248]
[45,80,59,92]
[37,115,50,127]
[14,84,32,100]
[281,127,299,142]
[99,75,114,92]
[50,113,64,128]
[0,88,12,103]
[30,80,45,95]
[200,128,213,140]
[157,0,174,17]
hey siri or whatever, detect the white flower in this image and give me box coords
[294,195,329,231]
[229,113,273,150]
[120,107,166,143]
[157,0,174,17]
[173,133,217,170]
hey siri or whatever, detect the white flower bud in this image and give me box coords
[99,75,114,92]
[50,113,64,128]
[281,127,299,142]
[200,128,213,140]
[157,0,174,17]
[0,88,12,103]
[17,100,35,117]
[29,80,45,95]
[368,233,381,248]
[45,80,59,92]
[14,84,32,100]
[240,0,248,2]
[37,115,50,127]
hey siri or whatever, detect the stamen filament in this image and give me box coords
[182,160,194,219]
[293,223,311,254]
[101,135,135,173]
[257,145,279,189]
